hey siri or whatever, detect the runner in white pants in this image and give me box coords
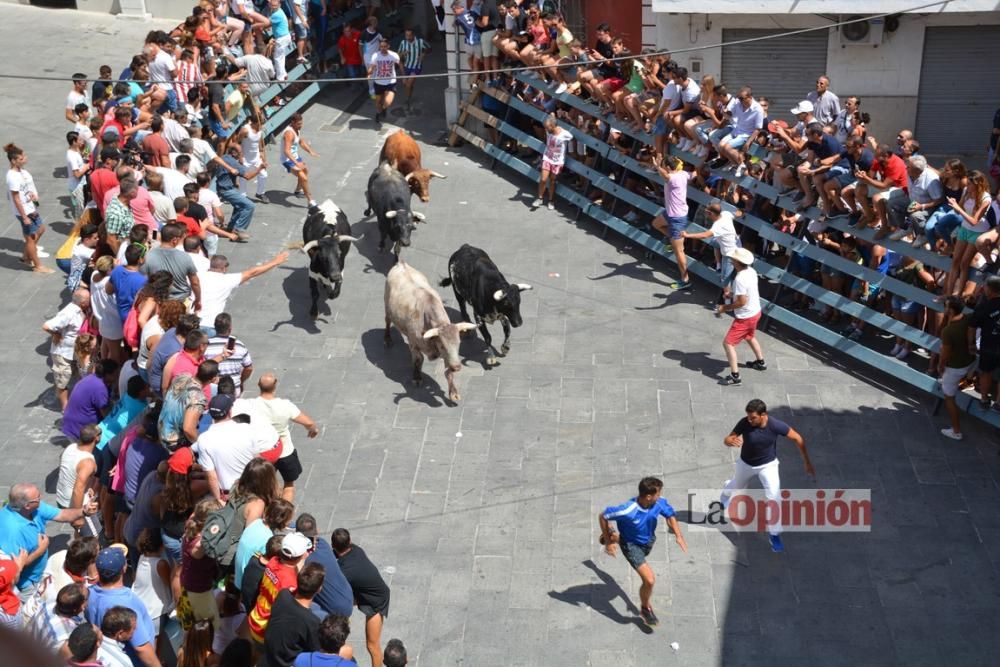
[721,398,814,553]
[237,116,268,203]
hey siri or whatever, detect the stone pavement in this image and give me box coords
[2,6,1000,665]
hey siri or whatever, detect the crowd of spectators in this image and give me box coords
[461,2,1000,439]
[1,2,421,665]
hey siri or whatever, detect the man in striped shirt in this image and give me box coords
[396,28,430,110]
[598,476,687,627]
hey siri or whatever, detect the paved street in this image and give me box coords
[2,6,1000,665]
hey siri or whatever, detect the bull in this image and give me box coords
[384,261,476,403]
[440,244,532,366]
[364,162,426,258]
[379,129,446,203]
[299,199,361,320]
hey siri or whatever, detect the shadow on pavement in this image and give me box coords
[548,559,653,634]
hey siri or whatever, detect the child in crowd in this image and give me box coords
[134,528,174,653]
[532,114,572,211]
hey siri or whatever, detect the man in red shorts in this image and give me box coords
[716,248,766,385]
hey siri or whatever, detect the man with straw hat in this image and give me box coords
[717,248,766,386]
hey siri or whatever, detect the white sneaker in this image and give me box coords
[734,164,747,178]
[889,344,902,357]
[888,229,910,242]
[531,198,543,208]
[940,428,963,441]
[547,202,555,211]
[678,138,691,151]
[36,250,50,258]
[554,83,568,95]
[895,347,910,360]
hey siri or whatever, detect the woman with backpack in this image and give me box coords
[182,496,224,627]
[159,447,209,598]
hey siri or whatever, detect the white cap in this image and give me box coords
[281,531,313,558]
[790,100,814,115]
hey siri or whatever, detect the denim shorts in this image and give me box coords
[721,132,751,149]
[16,213,42,236]
[891,295,921,316]
[667,215,689,241]
[621,539,653,570]
[652,117,668,137]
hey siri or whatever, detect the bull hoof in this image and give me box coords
[449,390,461,403]
[500,344,510,356]
[486,356,498,367]
[364,208,372,216]
[310,309,319,320]
[383,336,393,348]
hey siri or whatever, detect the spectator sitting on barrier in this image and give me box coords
[796,122,850,214]
[514,4,548,69]
[923,159,968,254]
[875,154,943,242]
[828,136,876,223]
[942,170,995,299]
[574,22,613,102]
[853,144,909,232]
[591,37,626,113]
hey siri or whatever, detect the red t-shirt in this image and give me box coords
[247,557,298,642]
[89,168,120,216]
[142,133,172,168]
[339,32,363,65]
[0,559,21,615]
[176,213,203,239]
[877,153,909,192]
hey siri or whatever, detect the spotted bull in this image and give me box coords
[300,199,360,319]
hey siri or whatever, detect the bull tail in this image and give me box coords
[439,277,453,287]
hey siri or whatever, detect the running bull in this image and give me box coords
[300,199,361,319]
[364,162,426,258]
[379,129,446,203]
[384,260,476,403]
[440,244,532,366]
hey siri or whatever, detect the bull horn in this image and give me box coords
[430,171,446,179]
[301,240,319,253]
[456,323,478,333]
[412,211,426,222]
[493,289,505,302]
[385,211,398,219]
[422,327,441,340]
[336,234,363,243]
[405,172,417,183]
[516,283,533,291]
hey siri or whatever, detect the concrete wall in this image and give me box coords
[649,11,1000,144]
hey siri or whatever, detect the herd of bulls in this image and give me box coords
[298,130,532,403]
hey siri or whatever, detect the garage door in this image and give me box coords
[721,29,830,122]
[916,26,1000,159]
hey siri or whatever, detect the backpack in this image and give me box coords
[200,494,249,569]
[123,301,142,349]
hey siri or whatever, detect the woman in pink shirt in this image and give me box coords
[651,156,695,290]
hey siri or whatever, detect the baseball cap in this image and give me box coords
[101,126,121,140]
[280,531,313,558]
[168,446,194,475]
[95,545,128,578]
[789,100,814,115]
[100,146,122,162]
[208,394,234,420]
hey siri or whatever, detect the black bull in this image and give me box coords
[440,244,533,365]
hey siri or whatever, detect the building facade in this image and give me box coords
[644,0,1000,159]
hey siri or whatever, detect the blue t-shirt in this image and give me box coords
[148,328,182,397]
[807,134,849,170]
[109,266,147,323]
[732,416,791,466]
[294,653,354,667]
[234,518,273,590]
[602,497,675,546]
[86,585,155,658]
[98,394,146,451]
[306,538,354,617]
[62,374,110,440]
[271,8,290,38]
[0,502,59,586]
[455,12,481,46]
[123,436,167,503]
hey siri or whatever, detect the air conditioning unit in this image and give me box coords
[839,16,884,46]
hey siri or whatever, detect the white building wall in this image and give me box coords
[651,12,1000,144]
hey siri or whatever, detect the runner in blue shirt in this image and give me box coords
[598,476,687,627]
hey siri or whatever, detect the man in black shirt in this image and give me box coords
[721,399,813,553]
[263,562,325,667]
[333,527,390,667]
[971,275,1000,408]
[476,0,502,74]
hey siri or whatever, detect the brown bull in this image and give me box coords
[378,130,446,203]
